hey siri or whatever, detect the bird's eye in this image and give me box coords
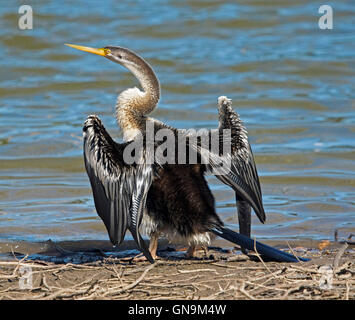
[117,54,123,59]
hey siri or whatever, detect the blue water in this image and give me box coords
[0,1,354,247]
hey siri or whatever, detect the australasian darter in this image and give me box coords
[65,43,306,263]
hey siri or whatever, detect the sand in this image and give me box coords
[0,240,354,300]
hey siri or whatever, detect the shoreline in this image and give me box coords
[0,237,340,257]
[0,241,353,300]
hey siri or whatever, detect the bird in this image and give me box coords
[65,43,266,263]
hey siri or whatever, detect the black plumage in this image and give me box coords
[66,43,266,262]
[146,164,221,240]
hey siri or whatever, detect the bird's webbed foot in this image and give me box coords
[185,246,209,258]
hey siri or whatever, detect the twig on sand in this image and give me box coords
[41,280,99,300]
[333,242,348,270]
[333,232,354,270]
[177,268,218,275]
[103,262,157,297]
[238,282,256,300]
[0,255,28,279]
[286,241,302,263]
[345,281,350,300]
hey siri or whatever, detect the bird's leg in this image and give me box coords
[186,245,209,258]
[202,246,209,257]
[186,245,196,258]
[148,233,159,260]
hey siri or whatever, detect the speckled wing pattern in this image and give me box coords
[188,97,265,232]
[82,115,154,262]
[215,96,266,225]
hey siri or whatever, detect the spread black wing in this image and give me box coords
[185,96,265,239]
[83,115,154,262]
[214,96,265,228]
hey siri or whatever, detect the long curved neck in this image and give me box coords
[130,59,160,110]
[116,56,160,140]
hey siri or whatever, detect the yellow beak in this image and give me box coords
[65,43,108,56]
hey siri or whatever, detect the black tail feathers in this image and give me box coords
[211,226,309,263]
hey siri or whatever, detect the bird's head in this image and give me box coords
[65,43,160,114]
[65,44,143,71]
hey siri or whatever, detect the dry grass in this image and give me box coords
[0,246,353,300]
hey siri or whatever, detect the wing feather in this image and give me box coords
[183,97,266,224]
[83,115,154,258]
[215,97,265,223]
